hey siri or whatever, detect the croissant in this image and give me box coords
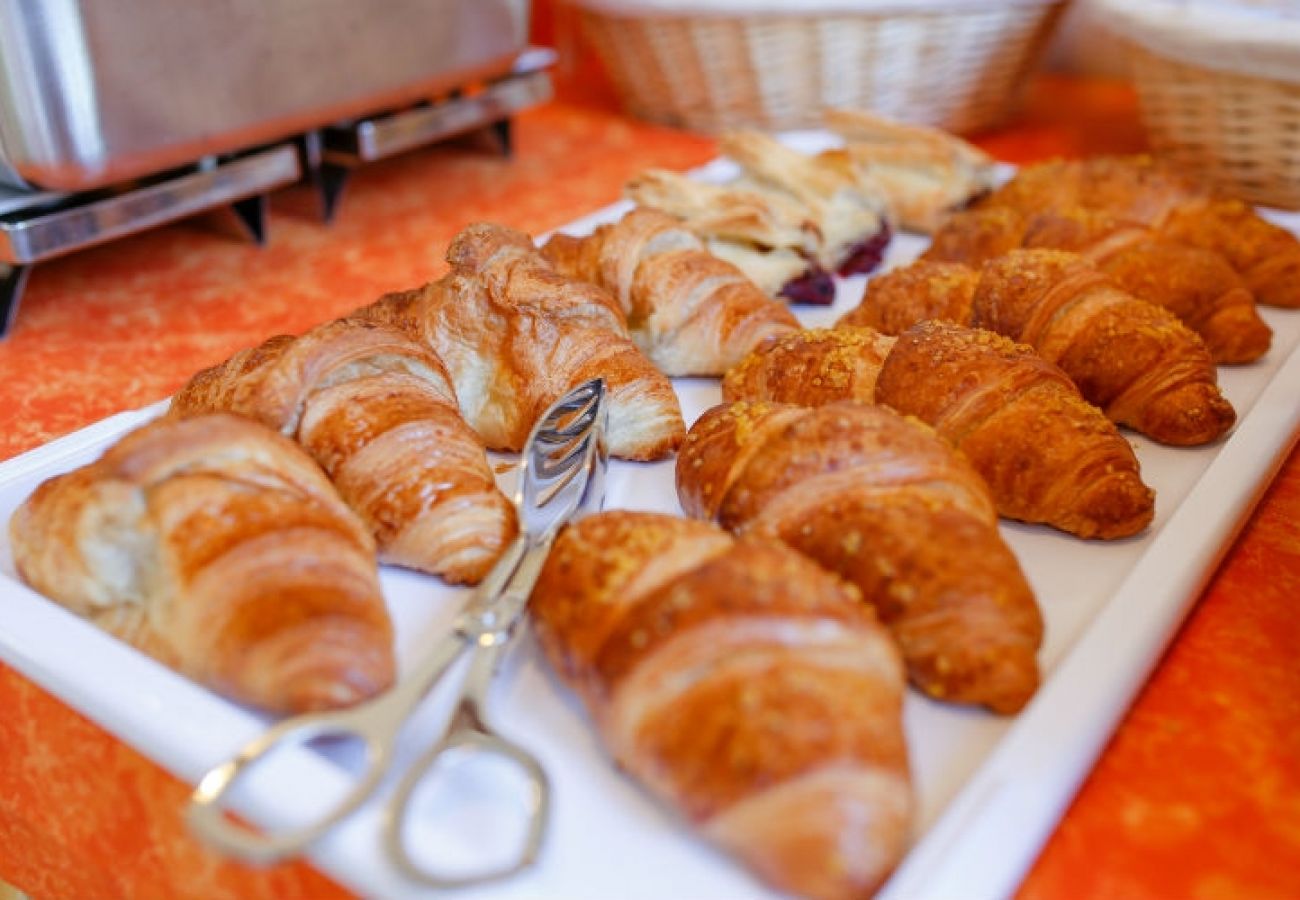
[677,400,1044,714]
[529,510,911,900]
[717,130,892,276]
[923,206,1272,363]
[624,168,836,304]
[356,223,684,461]
[541,207,800,376]
[842,249,1237,446]
[724,323,1155,539]
[171,317,516,583]
[977,155,1300,308]
[8,413,395,714]
[824,108,999,234]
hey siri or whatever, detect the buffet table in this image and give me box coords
[0,72,1297,899]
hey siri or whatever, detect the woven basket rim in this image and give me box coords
[571,0,1061,17]
[1096,0,1300,84]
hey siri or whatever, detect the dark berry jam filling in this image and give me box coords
[959,188,993,211]
[778,267,836,306]
[835,221,893,277]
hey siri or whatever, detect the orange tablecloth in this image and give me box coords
[1,72,1297,898]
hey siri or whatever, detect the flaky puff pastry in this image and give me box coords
[976,155,1300,308]
[825,108,999,234]
[717,131,892,276]
[542,208,800,376]
[725,324,1155,539]
[530,510,910,900]
[677,400,1043,715]
[923,206,1272,363]
[172,318,516,583]
[357,223,684,461]
[9,414,394,714]
[843,250,1237,446]
[624,168,829,302]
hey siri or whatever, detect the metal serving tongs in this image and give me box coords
[187,377,609,887]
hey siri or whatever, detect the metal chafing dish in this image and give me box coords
[0,0,551,334]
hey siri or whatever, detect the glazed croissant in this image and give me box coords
[976,155,1300,308]
[356,222,684,461]
[171,317,516,584]
[541,207,800,376]
[841,250,1237,446]
[529,510,911,900]
[923,206,1272,364]
[724,323,1156,539]
[9,413,395,714]
[824,108,998,234]
[677,400,1044,714]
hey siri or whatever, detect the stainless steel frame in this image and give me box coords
[0,0,530,191]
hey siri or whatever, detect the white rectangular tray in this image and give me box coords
[1,139,1298,899]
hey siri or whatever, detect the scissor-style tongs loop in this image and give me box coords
[187,378,608,886]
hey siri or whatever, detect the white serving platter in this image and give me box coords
[1,137,1298,899]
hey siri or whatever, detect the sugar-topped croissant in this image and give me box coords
[356,222,685,461]
[677,400,1044,714]
[9,413,395,714]
[923,206,1272,363]
[541,207,800,376]
[724,323,1156,540]
[171,318,516,583]
[529,510,911,900]
[976,155,1300,309]
[841,250,1237,446]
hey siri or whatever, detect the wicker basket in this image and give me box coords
[570,0,1068,134]
[1100,0,1300,209]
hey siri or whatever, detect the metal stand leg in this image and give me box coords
[489,118,514,157]
[316,163,351,224]
[0,263,31,338]
[230,194,269,246]
[300,130,350,224]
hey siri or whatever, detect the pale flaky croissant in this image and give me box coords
[922,206,1272,363]
[677,400,1044,714]
[841,250,1237,446]
[975,155,1300,308]
[9,413,395,714]
[724,323,1155,539]
[529,510,911,900]
[171,317,516,584]
[541,207,800,376]
[355,222,684,461]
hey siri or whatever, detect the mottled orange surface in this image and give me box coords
[0,55,1297,900]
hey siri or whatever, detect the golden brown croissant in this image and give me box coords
[171,317,516,583]
[8,413,395,715]
[529,510,911,900]
[923,206,1272,363]
[725,323,1155,539]
[677,400,1044,714]
[540,207,800,376]
[976,155,1300,308]
[825,108,999,234]
[842,250,1237,446]
[356,223,684,461]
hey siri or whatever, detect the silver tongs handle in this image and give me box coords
[185,535,529,863]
